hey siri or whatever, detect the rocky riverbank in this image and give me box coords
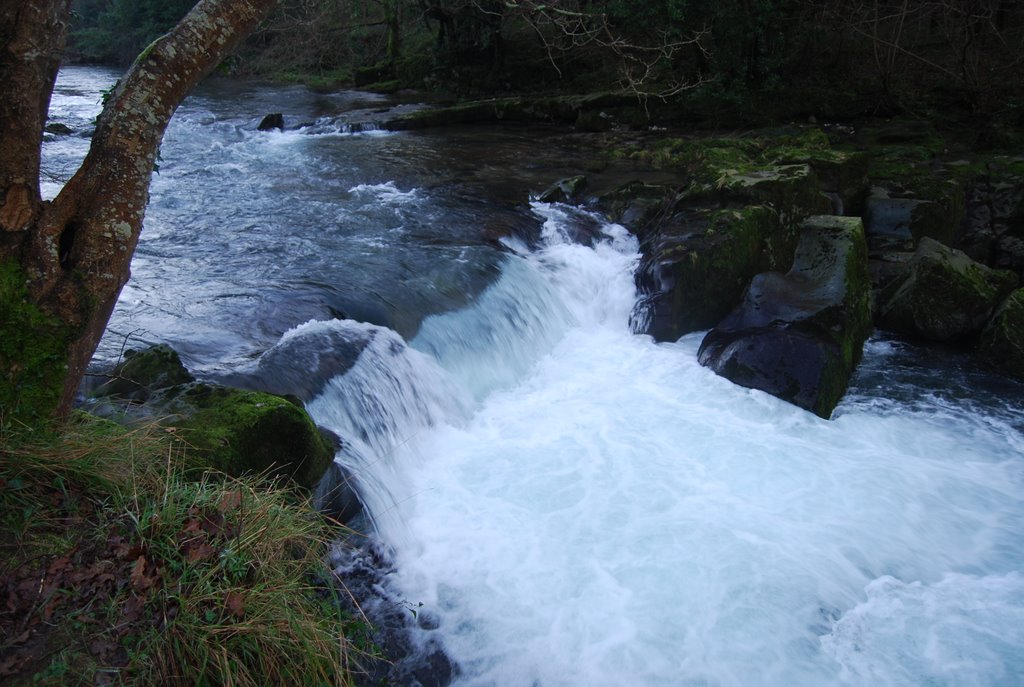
[527,119,1024,417]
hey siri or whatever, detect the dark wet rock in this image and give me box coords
[877,237,1019,342]
[44,122,74,135]
[93,343,194,403]
[153,382,335,490]
[863,186,927,254]
[778,148,869,215]
[635,205,794,341]
[330,540,456,687]
[538,175,587,204]
[575,109,614,132]
[257,112,285,131]
[593,180,675,237]
[957,170,1024,277]
[698,215,873,418]
[314,459,363,525]
[224,321,376,402]
[977,288,1024,379]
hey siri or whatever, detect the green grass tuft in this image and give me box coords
[0,413,365,686]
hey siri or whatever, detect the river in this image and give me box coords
[46,66,1024,687]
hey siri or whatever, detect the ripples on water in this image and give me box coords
[51,67,1024,686]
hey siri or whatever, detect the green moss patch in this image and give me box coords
[161,384,334,490]
[0,261,76,427]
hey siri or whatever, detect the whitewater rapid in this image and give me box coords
[304,204,1024,686]
[52,65,1023,687]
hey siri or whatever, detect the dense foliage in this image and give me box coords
[69,0,198,65]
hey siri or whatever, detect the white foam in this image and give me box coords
[822,573,1024,686]
[330,205,1024,686]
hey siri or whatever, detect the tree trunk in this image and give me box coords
[0,0,279,427]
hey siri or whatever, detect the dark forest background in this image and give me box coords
[67,1,1024,129]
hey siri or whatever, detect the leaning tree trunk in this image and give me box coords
[0,0,279,427]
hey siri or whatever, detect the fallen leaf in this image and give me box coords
[219,489,243,513]
[225,591,245,618]
[185,542,217,563]
[130,556,154,592]
[182,517,203,534]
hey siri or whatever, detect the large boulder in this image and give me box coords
[634,205,792,340]
[156,382,335,490]
[222,319,376,403]
[698,215,873,418]
[877,237,1018,342]
[976,288,1024,379]
[94,344,194,402]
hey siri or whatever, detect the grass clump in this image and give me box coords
[0,412,363,686]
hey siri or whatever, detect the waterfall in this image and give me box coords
[301,204,1024,687]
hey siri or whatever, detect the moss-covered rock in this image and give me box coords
[538,175,588,204]
[94,344,194,402]
[697,216,873,419]
[977,289,1024,379]
[877,237,1019,342]
[158,383,335,490]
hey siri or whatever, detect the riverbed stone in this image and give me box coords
[155,382,335,490]
[697,215,873,418]
[877,237,1019,342]
[976,288,1024,379]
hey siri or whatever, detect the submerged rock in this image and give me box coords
[257,112,284,131]
[223,320,377,402]
[698,215,873,418]
[44,122,74,135]
[93,343,194,403]
[877,237,1018,342]
[977,288,1024,379]
[330,540,456,687]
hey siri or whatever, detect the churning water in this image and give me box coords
[51,67,1024,686]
